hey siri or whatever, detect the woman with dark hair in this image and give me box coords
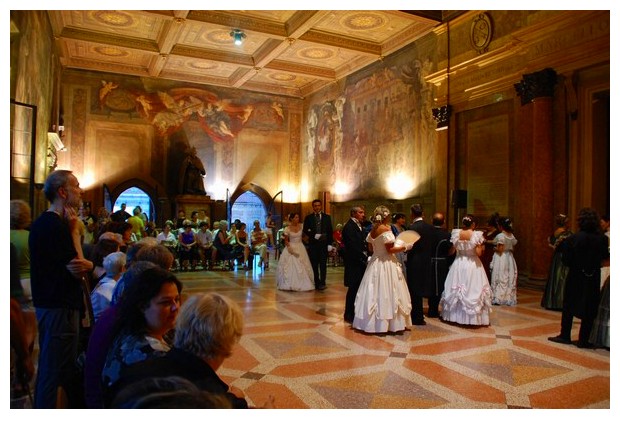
[548,207,608,348]
[440,214,492,326]
[481,212,501,280]
[489,217,518,306]
[101,265,183,394]
[276,212,314,291]
[541,214,573,310]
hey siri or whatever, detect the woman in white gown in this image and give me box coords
[353,206,413,333]
[490,217,518,305]
[440,214,492,326]
[277,212,314,291]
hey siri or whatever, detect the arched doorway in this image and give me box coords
[231,191,266,228]
[113,186,154,221]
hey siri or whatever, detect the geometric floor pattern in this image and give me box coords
[177,258,611,411]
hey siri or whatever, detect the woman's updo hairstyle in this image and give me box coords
[500,217,514,232]
[372,205,391,224]
[461,214,477,229]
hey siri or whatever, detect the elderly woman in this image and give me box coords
[101,265,182,400]
[90,251,126,323]
[10,200,32,302]
[108,292,275,408]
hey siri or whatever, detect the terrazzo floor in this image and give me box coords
[175,258,611,410]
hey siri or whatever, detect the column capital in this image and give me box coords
[514,68,557,105]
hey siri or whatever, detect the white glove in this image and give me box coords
[394,239,405,247]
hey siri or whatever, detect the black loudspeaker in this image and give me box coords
[451,189,467,208]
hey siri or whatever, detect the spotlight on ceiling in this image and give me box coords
[230,29,246,46]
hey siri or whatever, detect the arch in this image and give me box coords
[107,178,161,222]
[230,182,271,207]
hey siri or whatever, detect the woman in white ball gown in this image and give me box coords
[276,212,314,291]
[490,217,518,306]
[440,214,492,326]
[353,206,413,333]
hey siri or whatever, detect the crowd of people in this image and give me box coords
[11,168,610,409]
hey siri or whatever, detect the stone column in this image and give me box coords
[514,68,557,287]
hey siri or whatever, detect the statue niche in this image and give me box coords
[178,146,207,195]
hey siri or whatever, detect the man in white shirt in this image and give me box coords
[195,221,214,270]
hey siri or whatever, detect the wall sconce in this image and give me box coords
[230,29,246,46]
[47,132,66,151]
[432,105,452,131]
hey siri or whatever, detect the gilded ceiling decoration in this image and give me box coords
[49,10,441,98]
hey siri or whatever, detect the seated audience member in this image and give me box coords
[236,222,251,269]
[91,251,126,323]
[83,262,156,408]
[89,238,121,284]
[110,292,274,409]
[110,376,231,409]
[157,220,179,269]
[251,220,269,269]
[212,220,235,270]
[101,265,183,404]
[178,220,198,271]
[195,221,214,270]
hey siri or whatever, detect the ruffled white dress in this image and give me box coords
[440,229,492,325]
[276,227,314,291]
[353,231,412,333]
[490,232,518,305]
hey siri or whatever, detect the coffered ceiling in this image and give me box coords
[48,10,444,98]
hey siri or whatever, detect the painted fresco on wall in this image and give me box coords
[304,49,436,201]
[95,83,286,140]
[77,76,293,200]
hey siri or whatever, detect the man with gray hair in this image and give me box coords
[29,170,93,408]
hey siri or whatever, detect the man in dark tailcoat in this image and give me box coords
[548,207,609,348]
[426,213,454,317]
[406,205,453,324]
[341,206,367,323]
[303,199,333,290]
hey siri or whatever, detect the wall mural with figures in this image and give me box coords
[303,41,438,202]
[61,69,299,205]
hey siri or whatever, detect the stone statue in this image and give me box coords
[179,146,206,195]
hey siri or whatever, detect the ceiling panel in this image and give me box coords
[49,10,443,98]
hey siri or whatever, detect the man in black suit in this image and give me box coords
[426,213,454,317]
[406,204,453,324]
[341,206,367,323]
[303,199,333,290]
